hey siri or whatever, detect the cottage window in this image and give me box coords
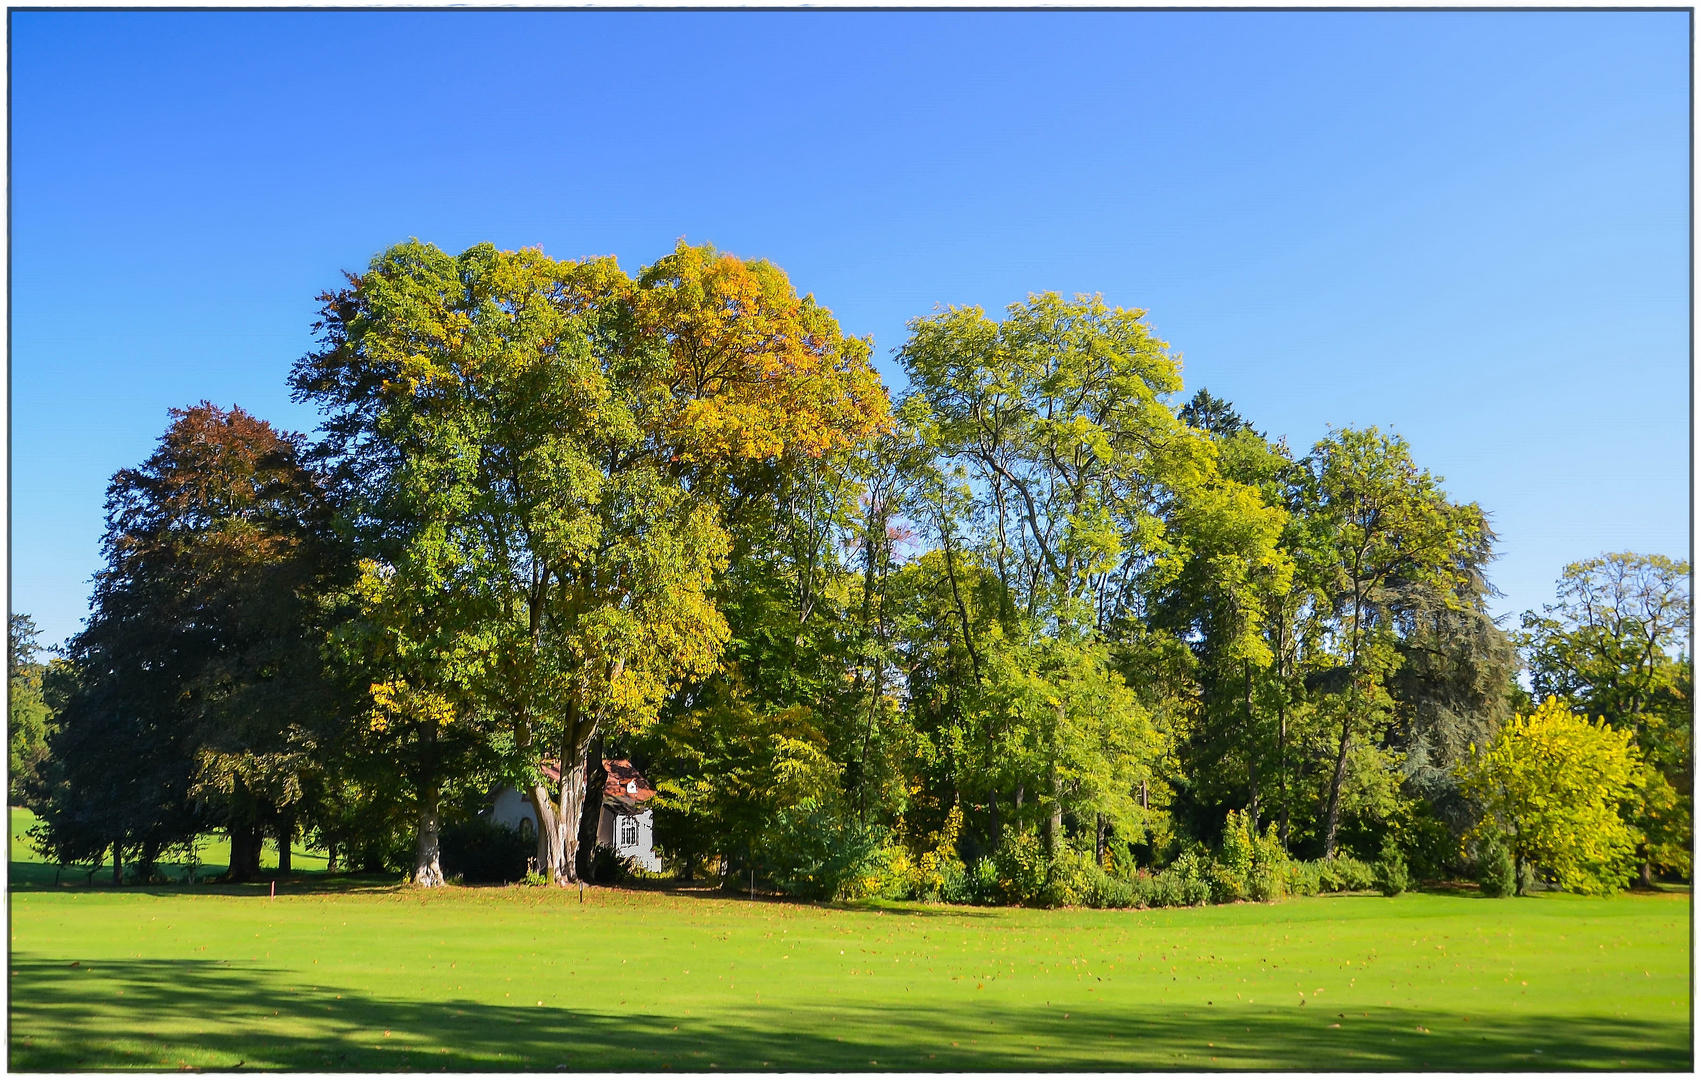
[619,816,639,848]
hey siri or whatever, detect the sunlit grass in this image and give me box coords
[8,806,1690,1071]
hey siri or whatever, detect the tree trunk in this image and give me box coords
[528,782,564,881]
[556,732,594,884]
[1277,702,1290,850]
[1321,717,1352,858]
[1248,756,1260,836]
[1095,814,1106,867]
[138,840,160,883]
[1244,661,1259,835]
[228,821,263,882]
[1043,772,1062,858]
[1640,860,1654,888]
[112,842,123,886]
[413,782,445,887]
[277,812,293,876]
[325,840,339,874]
[576,736,607,882]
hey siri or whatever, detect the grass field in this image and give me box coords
[9,809,1692,1071]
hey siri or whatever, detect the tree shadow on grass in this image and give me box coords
[8,956,1689,1072]
[8,867,410,899]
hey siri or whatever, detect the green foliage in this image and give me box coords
[1519,553,1691,881]
[437,818,531,884]
[1475,833,1517,898]
[8,614,54,808]
[1374,836,1410,896]
[48,244,1666,915]
[1459,697,1644,895]
[762,807,885,901]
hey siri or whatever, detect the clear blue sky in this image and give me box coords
[11,10,1691,649]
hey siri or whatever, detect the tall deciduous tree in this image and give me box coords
[1459,697,1644,894]
[9,614,54,809]
[898,294,1283,859]
[1519,553,1691,881]
[37,404,335,881]
[294,239,888,884]
[1293,427,1486,857]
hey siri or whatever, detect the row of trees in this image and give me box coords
[14,239,1691,898]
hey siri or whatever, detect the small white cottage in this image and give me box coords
[486,759,661,873]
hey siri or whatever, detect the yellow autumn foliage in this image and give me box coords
[1459,696,1644,894]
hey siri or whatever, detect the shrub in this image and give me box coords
[1139,851,1211,907]
[1212,811,1294,903]
[1247,863,1286,902]
[993,830,1050,905]
[1076,863,1135,909]
[438,817,531,884]
[588,843,629,884]
[966,858,1001,904]
[906,803,968,902]
[761,803,885,900]
[1317,855,1377,892]
[1374,837,1410,897]
[1476,834,1516,898]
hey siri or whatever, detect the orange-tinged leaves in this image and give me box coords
[636,241,890,463]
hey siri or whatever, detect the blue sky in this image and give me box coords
[11,10,1691,649]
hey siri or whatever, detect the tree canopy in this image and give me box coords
[29,239,1685,903]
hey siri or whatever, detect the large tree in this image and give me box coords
[1459,696,1644,894]
[1519,553,1691,881]
[36,404,336,882]
[9,614,54,809]
[897,294,1284,863]
[1289,427,1488,857]
[294,239,888,884]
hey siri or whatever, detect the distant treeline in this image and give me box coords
[10,239,1690,901]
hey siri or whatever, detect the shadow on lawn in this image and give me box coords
[8,866,408,898]
[9,956,1689,1072]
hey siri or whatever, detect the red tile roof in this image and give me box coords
[534,758,653,802]
[603,760,654,802]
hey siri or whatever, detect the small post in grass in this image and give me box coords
[270,880,275,900]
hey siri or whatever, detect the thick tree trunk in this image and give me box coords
[138,840,159,883]
[228,821,263,882]
[1321,717,1352,858]
[325,841,339,874]
[576,737,607,882]
[1640,860,1655,888]
[277,813,293,876]
[112,842,123,886]
[413,783,445,887]
[528,782,564,880]
[557,735,594,884]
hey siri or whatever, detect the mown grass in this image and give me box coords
[9,808,1691,1071]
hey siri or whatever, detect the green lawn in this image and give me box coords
[9,807,328,888]
[8,810,1691,1071]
